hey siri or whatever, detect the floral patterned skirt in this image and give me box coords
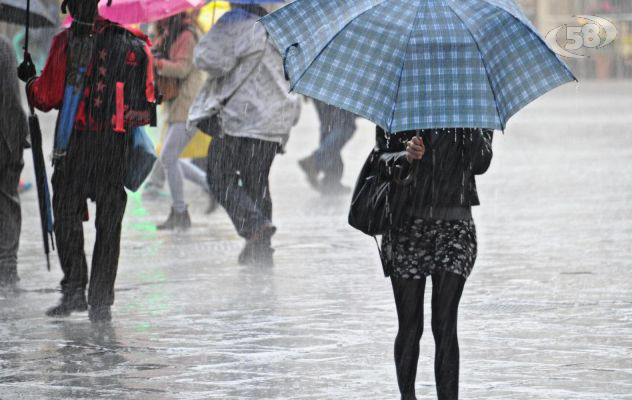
[381,219,477,280]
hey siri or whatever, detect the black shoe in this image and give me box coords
[238,241,275,266]
[0,270,19,289]
[46,291,88,317]
[89,305,112,323]
[0,276,19,294]
[253,244,274,266]
[238,240,256,265]
[298,156,320,190]
[239,224,277,266]
[157,207,192,231]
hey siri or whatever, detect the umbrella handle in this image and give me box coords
[394,131,422,186]
[24,0,30,55]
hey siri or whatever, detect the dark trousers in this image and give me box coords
[0,141,23,283]
[52,130,128,306]
[391,272,466,400]
[207,134,278,239]
[312,100,356,184]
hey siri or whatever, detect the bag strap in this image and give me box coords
[220,34,269,107]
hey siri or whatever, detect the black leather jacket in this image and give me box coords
[375,126,494,213]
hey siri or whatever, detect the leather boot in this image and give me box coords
[157,207,192,231]
[89,305,112,323]
[46,291,88,317]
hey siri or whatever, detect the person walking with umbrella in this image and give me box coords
[19,0,156,322]
[0,35,29,290]
[262,1,576,398]
[188,1,300,266]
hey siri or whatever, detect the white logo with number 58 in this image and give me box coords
[545,15,617,59]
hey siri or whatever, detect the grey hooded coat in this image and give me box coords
[187,9,300,145]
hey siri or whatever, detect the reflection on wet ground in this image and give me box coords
[1,82,632,399]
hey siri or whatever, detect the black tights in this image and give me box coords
[391,271,465,400]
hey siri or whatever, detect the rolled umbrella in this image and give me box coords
[27,105,55,271]
[20,0,55,269]
[261,0,577,132]
[0,0,55,28]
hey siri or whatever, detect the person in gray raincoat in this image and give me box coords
[188,3,300,266]
[0,36,29,289]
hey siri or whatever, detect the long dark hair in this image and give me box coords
[156,13,198,55]
[61,0,111,14]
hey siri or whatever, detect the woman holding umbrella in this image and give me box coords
[261,1,575,398]
[377,127,493,399]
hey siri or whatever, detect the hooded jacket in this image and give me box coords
[187,8,301,145]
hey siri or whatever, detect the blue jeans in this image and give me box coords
[159,123,208,212]
[312,100,356,184]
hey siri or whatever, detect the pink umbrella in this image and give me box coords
[64,0,205,26]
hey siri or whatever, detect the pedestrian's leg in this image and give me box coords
[314,125,355,181]
[0,145,23,286]
[160,122,197,213]
[179,159,208,191]
[234,139,278,265]
[309,104,356,193]
[47,163,89,316]
[298,100,332,189]
[431,271,466,400]
[207,136,272,239]
[312,105,355,183]
[88,183,127,317]
[146,161,166,188]
[242,139,277,224]
[391,276,426,400]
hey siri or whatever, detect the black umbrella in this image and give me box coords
[19,0,55,270]
[0,0,56,28]
[28,105,55,270]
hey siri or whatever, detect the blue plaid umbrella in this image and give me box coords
[261,0,576,132]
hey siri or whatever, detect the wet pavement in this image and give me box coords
[1,81,632,399]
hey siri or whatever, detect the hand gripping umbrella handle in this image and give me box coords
[394,131,421,186]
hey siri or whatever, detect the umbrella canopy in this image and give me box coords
[197,1,230,32]
[0,0,55,27]
[73,0,206,25]
[228,0,285,3]
[262,0,576,132]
